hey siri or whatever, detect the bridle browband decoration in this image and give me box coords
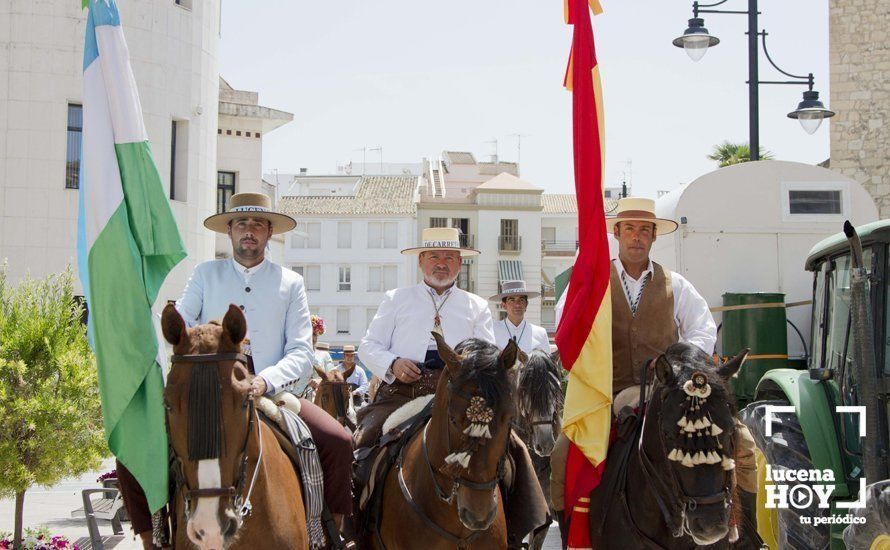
[395,370,510,548]
[167,352,263,520]
[634,360,736,542]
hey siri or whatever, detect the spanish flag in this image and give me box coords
[556,0,611,548]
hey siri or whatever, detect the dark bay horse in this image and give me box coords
[161,304,308,549]
[515,349,564,550]
[374,333,519,549]
[587,342,748,549]
[313,365,357,430]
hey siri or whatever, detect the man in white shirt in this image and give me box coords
[550,197,757,542]
[357,227,492,447]
[339,345,369,406]
[356,227,548,546]
[490,280,551,355]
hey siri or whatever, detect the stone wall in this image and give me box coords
[829,0,890,216]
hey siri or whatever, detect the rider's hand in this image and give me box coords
[309,379,320,390]
[391,358,422,383]
[250,376,267,397]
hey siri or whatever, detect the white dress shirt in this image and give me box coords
[176,258,315,394]
[610,258,717,354]
[359,282,495,383]
[493,318,550,355]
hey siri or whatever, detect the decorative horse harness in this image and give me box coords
[394,376,509,549]
[166,352,264,520]
[605,360,736,548]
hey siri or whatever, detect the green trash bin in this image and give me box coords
[721,292,788,407]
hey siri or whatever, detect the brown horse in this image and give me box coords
[587,342,747,549]
[374,333,519,549]
[161,304,308,550]
[313,364,356,430]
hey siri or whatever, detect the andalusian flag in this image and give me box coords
[556,0,611,547]
[77,0,186,512]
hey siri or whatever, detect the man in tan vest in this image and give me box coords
[550,198,758,544]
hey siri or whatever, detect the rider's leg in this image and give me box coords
[298,398,355,518]
[734,419,758,530]
[549,433,570,548]
[115,460,157,546]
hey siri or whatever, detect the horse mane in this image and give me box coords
[453,338,513,411]
[518,349,563,417]
[188,363,223,460]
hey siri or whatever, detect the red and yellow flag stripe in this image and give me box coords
[556,0,612,547]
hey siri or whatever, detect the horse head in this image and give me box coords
[430,332,517,531]
[313,364,356,428]
[516,349,564,456]
[161,303,254,550]
[644,342,748,546]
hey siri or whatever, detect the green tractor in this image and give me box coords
[739,221,890,549]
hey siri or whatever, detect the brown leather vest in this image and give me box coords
[611,261,679,393]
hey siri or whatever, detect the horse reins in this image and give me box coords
[168,352,264,519]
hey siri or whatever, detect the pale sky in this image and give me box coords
[219,0,830,198]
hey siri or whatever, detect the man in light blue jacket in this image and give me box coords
[176,192,355,524]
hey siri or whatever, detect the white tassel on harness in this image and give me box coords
[445,451,472,469]
[463,423,492,439]
[465,396,495,440]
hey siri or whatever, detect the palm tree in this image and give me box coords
[707,141,775,167]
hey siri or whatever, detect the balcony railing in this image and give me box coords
[541,240,579,255]
[498,235,522,253]
[459,234,475,248]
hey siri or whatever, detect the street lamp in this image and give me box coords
[672,0,835,159]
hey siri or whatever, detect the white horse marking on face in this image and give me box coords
[186,459,225,550]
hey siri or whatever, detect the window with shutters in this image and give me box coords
[368,221,398,248]
[293,265,320,291]
[293,222,321,248]
[368,265,397,291]
[366,308,378,330]
[337,308,350,334]
[337,221,352,248]
[429,217,448,228]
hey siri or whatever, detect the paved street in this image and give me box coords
[0,458,563,549]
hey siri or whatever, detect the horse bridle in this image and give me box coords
[316,380,352,426]
[635,367,735,541]
[167,352,263,519]
[395,374,510,548]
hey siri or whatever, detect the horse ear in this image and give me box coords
[432,331,462,372]
[343,364,356,380]
[654,354,675,386]
[222,304,247,345]
[718,348,749,380]
[500,339,520,371]
[161,303,186,346]
[517,349,529,366]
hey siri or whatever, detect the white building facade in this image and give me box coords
[0,1,293,311]
[0,0,221,302]
[279,175,419,348]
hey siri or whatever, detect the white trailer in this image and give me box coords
[651,160,879,359]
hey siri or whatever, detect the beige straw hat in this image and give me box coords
[204,192,297,235]
[605,197,678,236]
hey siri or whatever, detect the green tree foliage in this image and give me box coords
[0,266,108,548]
[707,140,775,167]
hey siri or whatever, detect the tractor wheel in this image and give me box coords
[741,400,830,550]
[842,480,890,550]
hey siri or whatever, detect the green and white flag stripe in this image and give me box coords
[77,0,186,512]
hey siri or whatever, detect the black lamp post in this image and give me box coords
[673,0,835,160]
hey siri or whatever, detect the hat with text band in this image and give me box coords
[401,227,480,256]
[489,280,541,302]
[204,192,297,235]
[342,345,356,353]
[605,197,678,236]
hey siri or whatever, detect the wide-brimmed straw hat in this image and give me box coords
[342,345,356,353]
[489,280,541,302]
[605,197,678,236]
[315,342,330,351]
[401,227,480,256]
[204,192,297,235]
